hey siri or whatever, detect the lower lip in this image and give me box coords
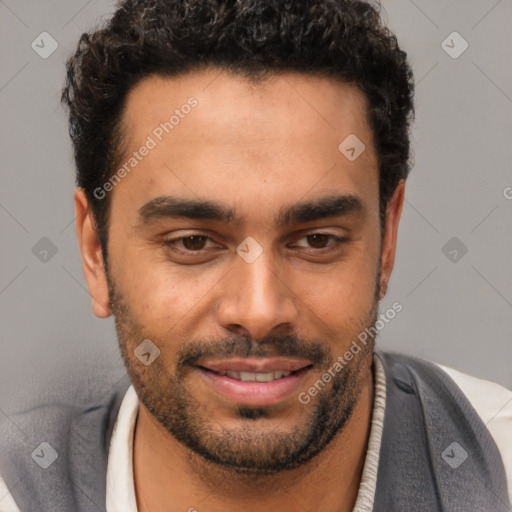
[197,367,310,406]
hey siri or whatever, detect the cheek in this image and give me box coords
[117,256,224,332]
[292,247,379,330]
[297,269,376,325]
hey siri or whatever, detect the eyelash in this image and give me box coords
[162,232,348,255]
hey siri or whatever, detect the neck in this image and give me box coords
[133,366,374,512]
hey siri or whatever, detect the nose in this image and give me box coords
[216,249,300,340]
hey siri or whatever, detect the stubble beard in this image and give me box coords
[108,273,379,475]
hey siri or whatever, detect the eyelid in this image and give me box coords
[289,231,349,248]
[162,232,220,251]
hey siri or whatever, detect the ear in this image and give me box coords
[378,180,405,300]
[74,188,112,318]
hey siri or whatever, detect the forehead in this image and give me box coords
[122,69,373,149]
[112,69,378,223]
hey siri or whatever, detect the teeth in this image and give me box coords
[255,372,274,382]
[222,370,292,382]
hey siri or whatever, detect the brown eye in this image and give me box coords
[182,235,208,250]
[306,234,330,248]
[291,233,348,251]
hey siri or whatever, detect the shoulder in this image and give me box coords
[0,374,132,512]
[435,362,512,503]
[377,350,512,504]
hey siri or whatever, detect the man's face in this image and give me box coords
[82,69,399,473]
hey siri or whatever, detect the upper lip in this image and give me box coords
[197,357,312,373]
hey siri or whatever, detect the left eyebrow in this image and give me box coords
[276,194,366,226]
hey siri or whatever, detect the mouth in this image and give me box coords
[195,357,313,406]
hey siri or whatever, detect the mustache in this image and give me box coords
[176,333,332,370]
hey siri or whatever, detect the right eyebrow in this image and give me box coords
[137,195,237,225]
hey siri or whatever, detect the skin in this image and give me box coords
[75,69,405,512]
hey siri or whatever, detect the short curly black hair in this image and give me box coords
[61,0,414,258]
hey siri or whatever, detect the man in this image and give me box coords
[0,0,511,511]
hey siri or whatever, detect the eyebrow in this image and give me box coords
[137,194,365,227]
[276,194,365,226]
[138,196,237,224]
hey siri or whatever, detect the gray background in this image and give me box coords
[1,0,511,417]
